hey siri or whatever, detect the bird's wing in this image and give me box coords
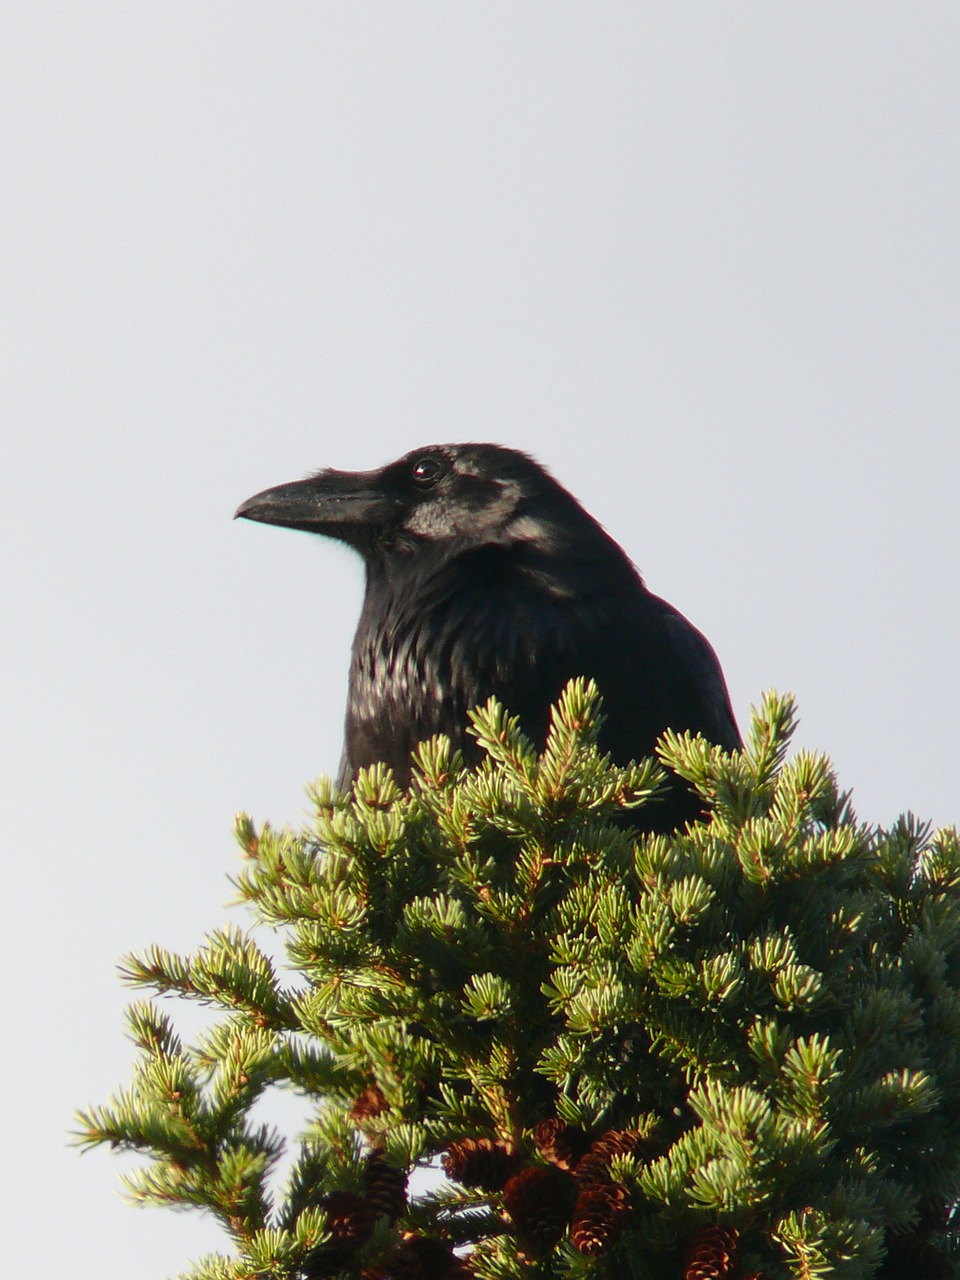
[650,596,741,750]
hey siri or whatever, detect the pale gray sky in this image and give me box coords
[2,6,958,1276]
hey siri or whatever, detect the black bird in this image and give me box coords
[236,443,740,828]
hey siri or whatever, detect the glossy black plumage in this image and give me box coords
[236,443,740,829]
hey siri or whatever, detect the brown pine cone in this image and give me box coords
[574,1128,645,1186]
[683,1226,740,1280]
[363,1152,409,1223]
[533,1118,594,1170]
[442,1137,517,1191]
[387,1234,468,1279]
[325,1190,377,1246]
[351,1083,389,1123]
[300,1190,377,1276]
[502,1165,578,1256]
[570,1181,632,1256]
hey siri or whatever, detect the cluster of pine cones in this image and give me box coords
[298,1152,465,1280]
[441,1121,640,1259]
[299,1118,771,1278]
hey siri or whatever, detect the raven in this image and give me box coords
[236,443,740,828]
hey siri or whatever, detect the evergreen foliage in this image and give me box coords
[77,683,960,1279]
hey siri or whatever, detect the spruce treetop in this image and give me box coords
[78,684,960,1279]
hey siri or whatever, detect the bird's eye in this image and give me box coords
[411,456,444,487]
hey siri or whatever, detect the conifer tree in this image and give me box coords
[77,683,960,1279]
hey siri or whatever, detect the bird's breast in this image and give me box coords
[343,563,573,781]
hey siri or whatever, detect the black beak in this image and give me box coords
[235,469,398,542]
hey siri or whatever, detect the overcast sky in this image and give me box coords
[3,6,958,1277]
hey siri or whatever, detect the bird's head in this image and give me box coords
[235,443,610,563]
